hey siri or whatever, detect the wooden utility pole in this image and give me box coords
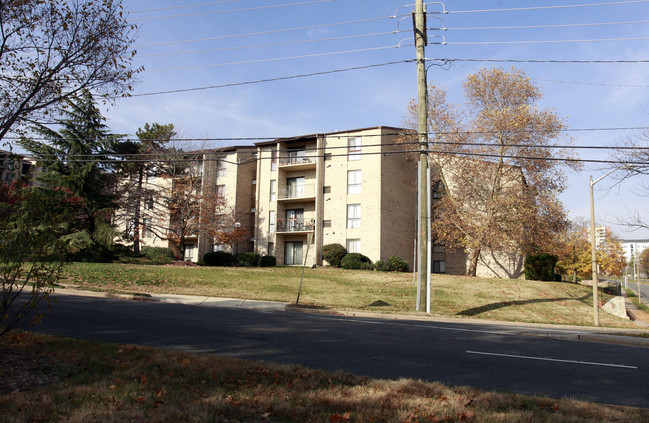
[414,0,429,312]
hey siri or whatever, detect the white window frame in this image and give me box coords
[347,204,361,228]
[347,169,362,194]
[348,137,361,161]
[270,179,277,202]
[217,160,227,177]
[269,210,276,234]
[216,184,226,198]
[347,239,361,254]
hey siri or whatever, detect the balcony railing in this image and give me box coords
[276,219,315,233]
[278,184,315,200]
[278,150,317,167]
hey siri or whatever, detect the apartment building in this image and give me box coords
[117,146,257,261]
[253,126,417,267]
[0,149,39,186]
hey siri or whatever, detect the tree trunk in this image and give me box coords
[467,247,481,276]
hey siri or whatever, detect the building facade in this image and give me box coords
[253,126,417,267]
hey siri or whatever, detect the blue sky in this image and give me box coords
[101,1,649,238]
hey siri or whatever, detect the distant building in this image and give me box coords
[621,239,649,263]
[0,149,40,186]
[584,225,612,248]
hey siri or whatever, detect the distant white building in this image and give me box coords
[621,239,649,263]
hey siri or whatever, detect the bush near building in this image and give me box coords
[259,255,277,267]
[235,252,261,267]
[341,253,373,270]
[202,251,234,267]
[322,243,347,267]
[525,253,559,281]
[375,256,410,272]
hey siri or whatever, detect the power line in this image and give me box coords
[445,37,649,45]
[130,0,337,21]
[447,1,649,14]
[126,60,413,96]
[429,58,649,64]
[135,31,405,58]
[143,45,412,72]
[446,20,649,31]
[129,0,242,14]
[131,16,401,48]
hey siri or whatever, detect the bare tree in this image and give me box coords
[402,67,580,276]
[0,0,139,141]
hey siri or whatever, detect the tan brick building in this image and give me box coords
[134,127,524,278]
[253,126,417,267]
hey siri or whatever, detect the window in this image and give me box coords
[347,204,361,228]
[348,137,361,161]
[347,170,361,194]
[285,241,303,265]
[271,149,278,171]
[267,242,275,256]
[433,260,446,274]
[347,239,361,253]
[144,195,154,210]
[217,160,227,177]
[323,220,332,228]
[270,179,276,202]
[212,244,225,252]
[286,177,305,198]
[433,180,445,199]
[216,185,226,198]
[269,211,276,234]
[184,244,195,261]
[142,218,152,238]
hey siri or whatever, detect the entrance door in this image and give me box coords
[285,208,304,231]
[285,241,303,265]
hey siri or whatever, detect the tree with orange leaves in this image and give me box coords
[403,67,580,276]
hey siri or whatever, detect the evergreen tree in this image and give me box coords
[19,91,122,253]
[114,123,176,253]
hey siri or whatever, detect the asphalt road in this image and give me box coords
[21,293,649,408]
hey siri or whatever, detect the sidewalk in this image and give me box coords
[53,285,649,348]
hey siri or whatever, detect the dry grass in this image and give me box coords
[61,263,637,328]
[2,331,647,423]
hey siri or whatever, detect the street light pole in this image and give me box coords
[589,167,622,326]
[589,175,600,326]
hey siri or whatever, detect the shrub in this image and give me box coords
[259,255,277,267]
[322,243,347,267]
[341,253,373,270]
[235,252,261,267]
[524,252,558,281]
[141,246,174,264]
[203,251,234,267]
[387,255,409,272]
[375,260,389,271]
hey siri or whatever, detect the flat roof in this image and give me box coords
[254,125,407,147]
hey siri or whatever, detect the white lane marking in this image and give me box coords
[466,350,638,369]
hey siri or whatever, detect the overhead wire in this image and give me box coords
[130,0,337,21]
[129,0,243,14]
[446,1,649,14]
[135,31,407,58]
[143,45,412,72]
[131,16,404,48]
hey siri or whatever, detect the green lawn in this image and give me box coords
[61,263,638,328]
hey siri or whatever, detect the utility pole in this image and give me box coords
[414,0,429,312]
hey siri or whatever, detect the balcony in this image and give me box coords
[276,219,315,233]
[278,184,315,201]
[278,150,317,170]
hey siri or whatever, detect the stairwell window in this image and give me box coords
[347,170,361,194]
[347,204,361,228]
[348,137,361,161]
[347,239,361,253]
[270,179,276,202]
[269,210,276,234]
